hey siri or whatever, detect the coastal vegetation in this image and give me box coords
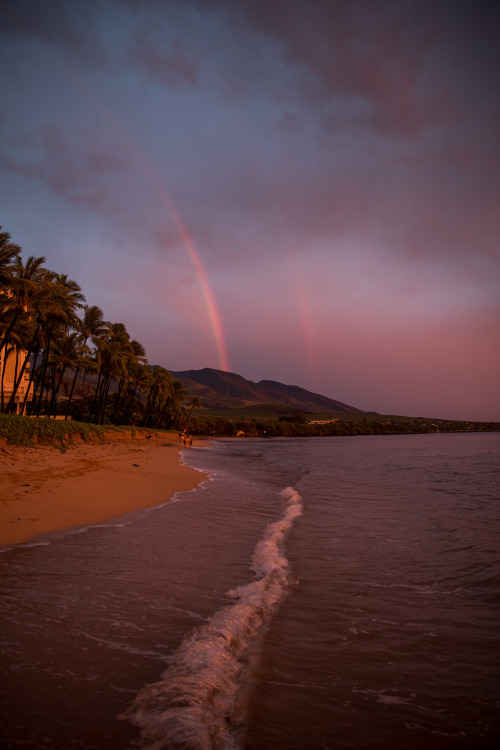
[1,226,498,443]
[0,412,109,448]
[0,227,190,432]
[170,410,500,438]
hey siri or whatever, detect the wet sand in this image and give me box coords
[0,433,206,546]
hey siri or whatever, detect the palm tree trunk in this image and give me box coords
[47,365,58,416]
[94,373,108,424]
[16,326,41,416]
[142,388,154,427]
[13,348,20,388]
[98,376,112,424]
[21,341,41,415]
[29,359,44,414]
[65,368,79,420]
[112,377,126,422]
[50,365,67,418]
[1,345,9,413]
[182,405,194,432]
[121,387,137,425]
[94,374,105,424]
[42,365,55,417]
[0,309,20,357]
[160,399,174,427]
[36,328,53,417]
[90,370,102,422]
[6,345,33,414]
[149,389,160,427]
[103,377,114,424]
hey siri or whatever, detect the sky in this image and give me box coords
[1,0,499,421]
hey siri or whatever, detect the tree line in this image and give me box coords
[0,227,197,429]
[3,227,497,438]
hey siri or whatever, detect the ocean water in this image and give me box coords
[1,433,499,749]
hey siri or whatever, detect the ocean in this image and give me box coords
[1,433,499,749]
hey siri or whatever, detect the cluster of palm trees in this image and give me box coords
[0,227,193,427]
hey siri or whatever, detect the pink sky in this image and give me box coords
[1,0,499,420]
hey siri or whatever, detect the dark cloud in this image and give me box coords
[5,1,499,139]
[186,0,500,138]
[128,24,200,87]
[1,0,107,64]
[0,125,132,213]
[243,0,435,134]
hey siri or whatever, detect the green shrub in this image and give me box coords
[0,413,108,450]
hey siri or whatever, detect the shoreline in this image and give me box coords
[0,434,207,547]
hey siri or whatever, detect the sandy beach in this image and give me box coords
[0,433,206,547]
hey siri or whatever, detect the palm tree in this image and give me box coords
[182,396,202,432]
[143,366,171,427]
[2,229,171,426]
[33,273,85,416]
[0,313,33,412]
[0,255,46,358]
[80,304,108,348]
[47,331,89,418]
[143,370,187,429]
[53,274,85,328]
[93,323,131,424]
[118,361,152,424]
[2,257,51,414]
[71,305,109,406]
[168,378,188,427]
[0,227,21,291]
[112,338,148,422]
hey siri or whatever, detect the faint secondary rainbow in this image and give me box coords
[291,259,319,385]
[72,73,230,371]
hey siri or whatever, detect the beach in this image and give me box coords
[0,432,205,547]
[0,433,498,748]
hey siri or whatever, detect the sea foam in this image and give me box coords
[121,486,302,750]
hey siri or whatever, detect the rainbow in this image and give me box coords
[72,74,230,371]
[291,260,319,385]
[154,191,230,373]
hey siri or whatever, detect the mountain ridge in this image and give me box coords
[168,367,366,414]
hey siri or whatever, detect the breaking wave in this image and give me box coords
[121,486,302,750]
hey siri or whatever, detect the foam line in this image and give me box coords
[122,487,302,750]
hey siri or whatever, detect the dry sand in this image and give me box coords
[0,433,206,547]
